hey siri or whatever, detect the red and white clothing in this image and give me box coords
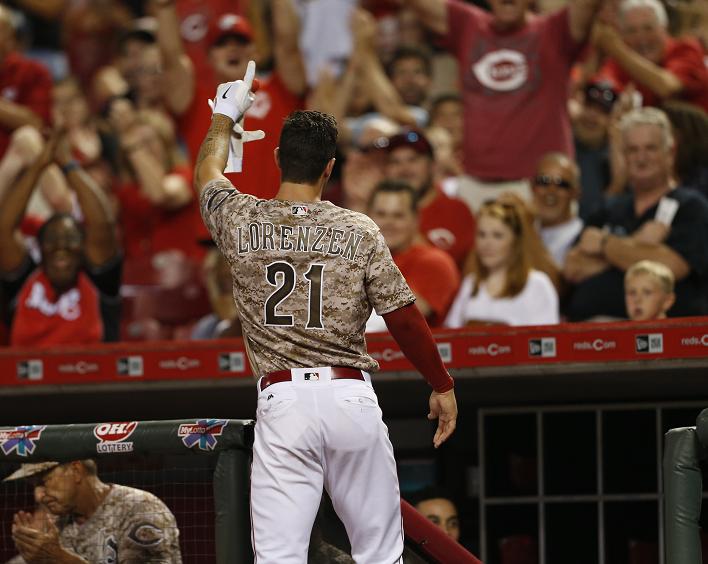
[180,73,303,199]
[1,255,122,347]
[0,52,52,157]
[598,37,708,113]
[115,165,204,262]
[419,187,475,270]
[442,1,583,180]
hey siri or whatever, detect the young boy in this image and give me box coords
[624,260,676,321]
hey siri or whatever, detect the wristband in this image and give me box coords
[61,160,81,175]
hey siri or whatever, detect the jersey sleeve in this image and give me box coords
[199,178,253,252]
[364,231,416,315]
[117,496,182,563]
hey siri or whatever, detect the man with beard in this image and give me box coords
[384,129,474,270]
[0,132,121,347]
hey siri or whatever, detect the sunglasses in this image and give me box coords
[533,175,573,190]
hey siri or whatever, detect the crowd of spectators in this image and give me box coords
[0,0,707,348]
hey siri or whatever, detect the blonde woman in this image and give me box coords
[445,199,560,327]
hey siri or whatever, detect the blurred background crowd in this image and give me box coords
[0,0,706,348]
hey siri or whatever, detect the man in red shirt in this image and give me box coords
[593,0,708,113]
[0,6,52,157]
[154,1,306,200]
[401,0,602,210]
[367,180,460,327]
[384,129,475,270]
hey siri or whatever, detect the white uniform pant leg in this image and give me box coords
[322,381,404,564]
[250,384,324,564]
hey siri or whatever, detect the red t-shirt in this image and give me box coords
[443,1,582,180]
[419,187,475,270]
[598,37,708,113]
[175,0,244,87]
[115,164,204,261]
[11,269,103,347]
[0,52,52,157]
[393,243,460,326]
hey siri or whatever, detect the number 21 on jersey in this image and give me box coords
[264,261,324,329]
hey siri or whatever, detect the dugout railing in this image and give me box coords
[663,408,708,564]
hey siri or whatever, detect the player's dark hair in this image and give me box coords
[387,45,433,78]
[368,180,418,214]
[278,111,338,184]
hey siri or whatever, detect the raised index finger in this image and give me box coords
[243,60,256,89]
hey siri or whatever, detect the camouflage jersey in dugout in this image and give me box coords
[58,484,182,563]
[200,179,415,376]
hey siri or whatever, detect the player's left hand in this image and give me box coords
[209,60,258,123]
[428,388,458,448]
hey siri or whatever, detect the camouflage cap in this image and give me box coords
[3,461,60,482]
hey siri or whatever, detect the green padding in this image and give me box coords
[214,449,253,564]
[0,419,254,462]
[695,409,708,455]
[664,427,702,564]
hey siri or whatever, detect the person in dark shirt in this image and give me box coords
[563,107,708,320]
[0,131,121,347]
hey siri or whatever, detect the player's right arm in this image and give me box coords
[400,0,447,36]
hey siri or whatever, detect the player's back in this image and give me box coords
[200,179,414,376]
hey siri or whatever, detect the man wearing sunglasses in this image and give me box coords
[531,153,584,268]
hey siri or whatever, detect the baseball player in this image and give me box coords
[195,61,458,563]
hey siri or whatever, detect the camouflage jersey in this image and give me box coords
[58,484,182,564]
[200,179,415,376]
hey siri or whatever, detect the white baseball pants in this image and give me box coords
[250,366,404,563]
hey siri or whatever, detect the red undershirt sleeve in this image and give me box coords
[382,303,455,393]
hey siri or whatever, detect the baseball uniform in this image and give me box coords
[58,484,182,563]
[200,178,414,563]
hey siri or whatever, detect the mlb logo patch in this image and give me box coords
[304,372,320,381]
[291,205,310,217]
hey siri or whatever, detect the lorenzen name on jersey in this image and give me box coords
[236,222,364,262]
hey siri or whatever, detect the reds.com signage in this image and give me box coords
[1,319,707,386]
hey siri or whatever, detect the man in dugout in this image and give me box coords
[5,460,182,563]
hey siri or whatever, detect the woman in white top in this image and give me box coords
[445,199,559,327]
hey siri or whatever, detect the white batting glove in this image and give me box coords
[209,60,258,123]
[226,120,266,173]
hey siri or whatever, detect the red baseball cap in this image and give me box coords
[207,14,253,47]
[386,129,434,158]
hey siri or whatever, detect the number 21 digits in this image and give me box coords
[264,261,324,329]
